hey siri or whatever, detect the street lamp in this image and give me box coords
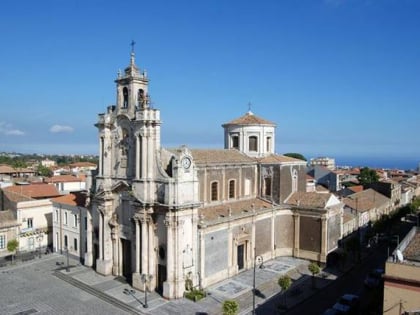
[252,254,265,315]
[65,246,70,272]
[37,233,44,259]
[141,274,153,308]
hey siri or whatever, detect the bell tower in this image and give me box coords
[115,41,150,119]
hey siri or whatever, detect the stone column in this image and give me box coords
[135,134,140,179]
[111,228,119,275]
[148,215,156,290]
[293,213,300,257]
[84,210,93,266]
[320,217,328,263]
[98,210,103,260]
[141,214,149,275]
[132,216,142,289]
[163,217,174,299]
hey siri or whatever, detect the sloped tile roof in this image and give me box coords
[0,164,16,174]
[222,111,275,126]
[52,192,86,207]
[69,162,97,168]
[342,188,389,212]
[348,185,364,193]
[190,149,255,165]
[4,184,60,199]
[45,175,83,183]
[199,198,273,220]
[286,191,332,208]
[258,154,306,164]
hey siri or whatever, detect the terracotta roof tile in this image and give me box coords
[69,162,97,168]
[258,154,306,164]
[0,164,16,174]
[343,188,389,212]
[190,149,255,165]
[348,185,364,193]
[4,184,60,199]
[286,192,332,208]
[199,198,273,221]
[222,111,275,126]
[46,175,83,183]
[52,192,86,207]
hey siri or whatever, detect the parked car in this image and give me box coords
[332,294,360,314]
[364,268,384,288]
[322,308,345,315]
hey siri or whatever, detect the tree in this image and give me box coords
[36,164,53,177]
[278,275,291,308]
[308,262,321,288]
[222,299,239,315]
[357,167,379,187]
[283,153,307,161]
[7,239,19,264]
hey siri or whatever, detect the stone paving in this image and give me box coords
[0,253,343,315]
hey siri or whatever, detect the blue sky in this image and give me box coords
[0,0,419,168]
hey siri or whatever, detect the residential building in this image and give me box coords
[0,210,19,259]
[383,227,420,315]
[1,184,60,252]
[309,157,335,170]
[46,175,86,194]
[52,192,89,262]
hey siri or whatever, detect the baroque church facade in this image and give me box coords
[85,51,343,299]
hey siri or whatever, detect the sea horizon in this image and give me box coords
[334,156,419,171]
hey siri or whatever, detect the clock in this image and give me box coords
[181,157,191,169]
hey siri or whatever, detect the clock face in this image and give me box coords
[181,157,191,169]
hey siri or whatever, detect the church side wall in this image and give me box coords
[255,218,271,256]
[204,229,228,277]
[274,214,294,250]
[327,213,341,252]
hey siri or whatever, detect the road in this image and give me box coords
[257,242,389,315]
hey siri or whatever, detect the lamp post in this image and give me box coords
[65,246,70,272]
[141,274,153,308]
[37,233,44,259]
[252,253,265,315]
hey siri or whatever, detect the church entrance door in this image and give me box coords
[237,244,245,271]
[122,239,132,283]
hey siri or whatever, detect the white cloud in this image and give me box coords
[49,125,74,133]
[0,121,25,136]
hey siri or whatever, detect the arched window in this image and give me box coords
[264,177,272,196]
[266,137,272,152]
[211,182,218,201]
[122,87,128,108]
[231,135,239,149]
[292,169,298,193]
[249,136,258,152]
[229,180,235,199]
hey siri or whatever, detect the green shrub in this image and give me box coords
[184,289,206,302]
[222,299,239,315]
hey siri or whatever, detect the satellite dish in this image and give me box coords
[396,249,404,262]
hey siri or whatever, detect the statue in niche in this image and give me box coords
[119,131,130,156]
[137,89,145,109]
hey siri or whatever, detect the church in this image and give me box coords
[85,50,343,299]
